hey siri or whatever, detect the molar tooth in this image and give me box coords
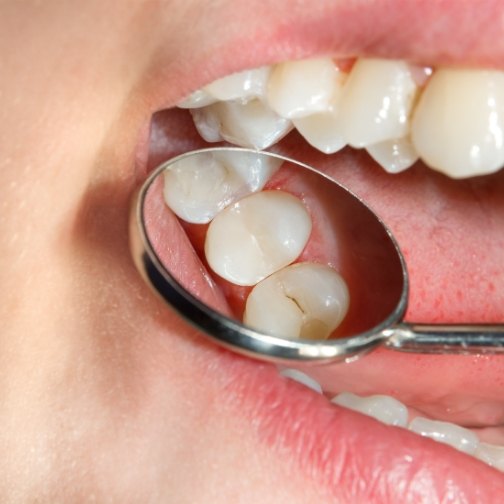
[204,67,271,102]
[163,151,281,224]
[411,68,504,178]
[474,442,504,471]
[331,392,408,427]
[366,137,419,173]
[279,368,323,394]
[408,417,479,455]
[205,191,312,286]
[244,262,349,340]
[267,58,342,119]
[191,100,293,149]
[177,89,217,109]
[338,58,418,147]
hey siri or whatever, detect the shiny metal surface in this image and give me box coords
[129,147,504,363]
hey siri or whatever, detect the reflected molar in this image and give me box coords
[338,58,419,148]
[411,68,504,178]
[331,391,408,427]
[244,262,349,340]
[190,100,293,149]
[267,58,343,119]
[163,151,281,224]
[205,191,312,286]
[408,417,479,455]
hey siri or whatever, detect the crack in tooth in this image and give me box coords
[178,57,504,179]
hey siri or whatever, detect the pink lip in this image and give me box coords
[138,0,504,500]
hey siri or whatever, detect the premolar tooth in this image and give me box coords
[177,89,217,109]
[205,191,312,286]
[408,417,479,455]
[163,151,281,224]
[267,58,342,119]
[474,442,504,471]
[191,100,293,149]
[411,68,504,178]
[243,262,349,339]
[366,137,419,173]
[279,368,323,394]
[292,98,346,154]
[339,58,418,147]
[331,392,408,427]
[204,67,270,102]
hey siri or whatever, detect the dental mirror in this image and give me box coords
[130,147,504,363]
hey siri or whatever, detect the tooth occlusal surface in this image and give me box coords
[177,89,217,109]
[411,68,504,178]
[205,191,312,286]
[339,58,418,148]
[163,151,281,224]
[331,392,409,427]
[279,368,323,394]
[191,100,293,150]
[204,67,271,102]
[243,262,349,340]
[408,417,479,455]
[267,58,342,119]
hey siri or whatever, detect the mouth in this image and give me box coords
[133,2,504,501]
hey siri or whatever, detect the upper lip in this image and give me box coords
[136,0,504,500]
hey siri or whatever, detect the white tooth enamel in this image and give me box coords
[244,262,349,340]
[190,100,293,149]
[292,96,347,154]
[339,58,418,147]
[366,137,419,173]
[204,67,271,102]
[205,191,311,286]
[408,417,479,455]
[190,107,223,143]
[267,58,342,119]
[331,392,408,427]
[474,442,504,471]
[411,68,504,178]
[177,89,217,109]
[279,368,323,394]
[163,151,281,224]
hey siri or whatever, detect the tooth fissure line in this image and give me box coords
[179,56,504,178]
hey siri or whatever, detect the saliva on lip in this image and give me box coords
[161,150,350,341]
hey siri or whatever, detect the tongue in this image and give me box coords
[146,107,504,428]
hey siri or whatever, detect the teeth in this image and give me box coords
[163,151,281,224]
[408,417,479,455]
[475,442,504,471]
[411,68,504,178]
[331,392,408,427]
[338,58,418,148]
[204,67,271,102]
[279,368,323,394]
[191,100,293,149]
[292,100,347,154]
[243,262,349,339]
[366,136,419,173]
[267,58,342,119]
[177,89,217,109]
[205,191,312,286]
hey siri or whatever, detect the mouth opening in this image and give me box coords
[136,54,504,484]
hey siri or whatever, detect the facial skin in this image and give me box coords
[1,1,504,502]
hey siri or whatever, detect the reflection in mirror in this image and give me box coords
[142,149,405,342]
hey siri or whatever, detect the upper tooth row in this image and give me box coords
[178,57,504,179]
[281,369,504,472]
[163,151,350,340]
